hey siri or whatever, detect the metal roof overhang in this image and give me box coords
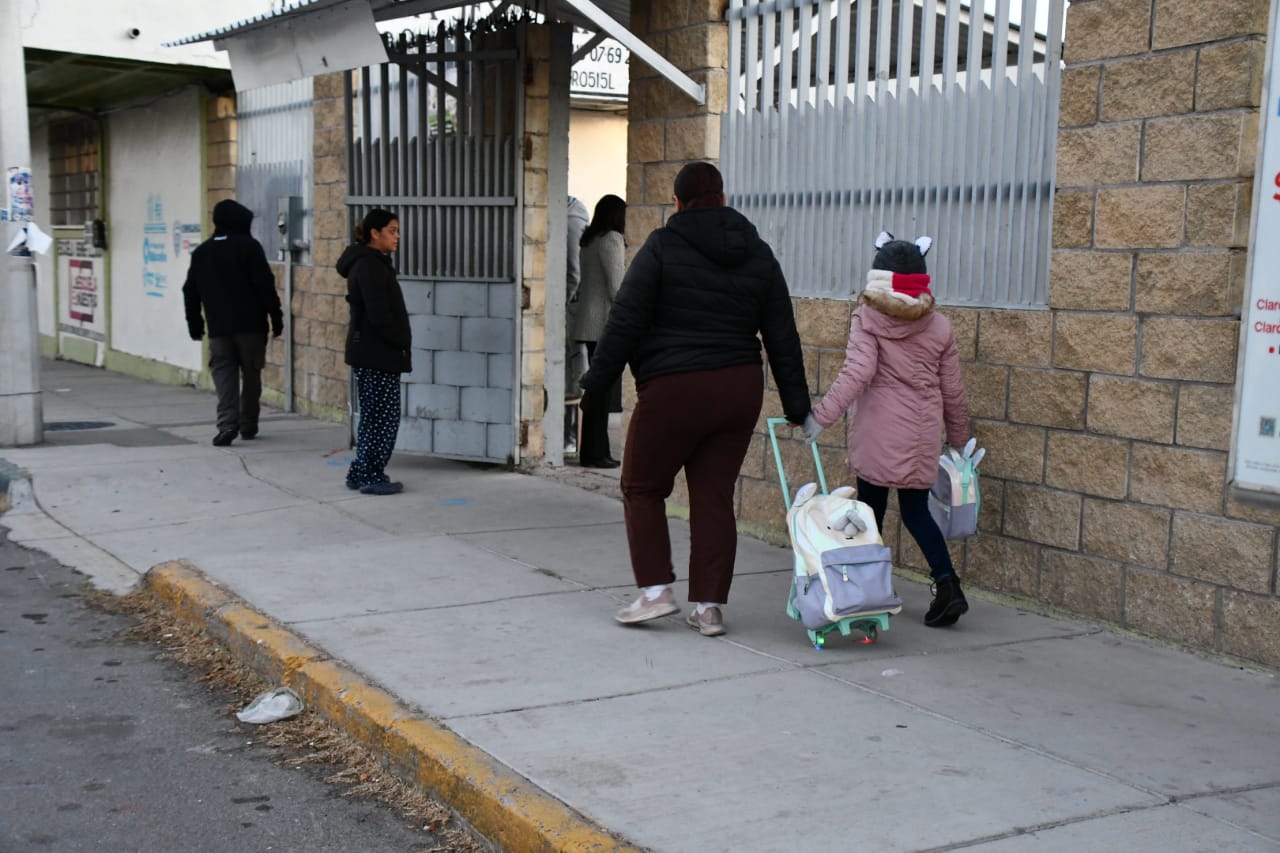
[167,0,705,103]
[25,48,232,113]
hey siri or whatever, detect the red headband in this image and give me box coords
[893,273,932,299]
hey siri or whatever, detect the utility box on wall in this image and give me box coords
[276,195,305,259]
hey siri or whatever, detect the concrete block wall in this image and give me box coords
[402,279,517,459]
[632,0,1280,668]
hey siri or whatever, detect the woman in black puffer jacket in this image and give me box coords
[580,162,811,637]
[337,209,411,495]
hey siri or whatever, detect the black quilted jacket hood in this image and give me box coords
[580,206,810,424]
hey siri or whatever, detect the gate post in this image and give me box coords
[626,2,729,249]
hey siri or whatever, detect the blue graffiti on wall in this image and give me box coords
[143,193,168,298]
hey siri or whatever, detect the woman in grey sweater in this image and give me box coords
[572,195,626,468]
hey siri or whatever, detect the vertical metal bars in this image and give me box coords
[724,0,1064,307]
[346,31,520,282]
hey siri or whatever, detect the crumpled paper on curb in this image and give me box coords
[236,687,304,724]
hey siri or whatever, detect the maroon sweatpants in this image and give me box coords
[620,364,764,603]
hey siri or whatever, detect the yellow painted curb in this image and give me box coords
[144,559,643,853]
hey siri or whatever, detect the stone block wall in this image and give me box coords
[1033,0,1275,667]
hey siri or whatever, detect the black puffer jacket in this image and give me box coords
[337,243,412,374]
[580,206,811,424]
[182,200,282,338]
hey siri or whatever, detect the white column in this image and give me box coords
[541,23,572,466]
[0,0,43,446]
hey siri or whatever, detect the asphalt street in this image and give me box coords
[0,530,455,853]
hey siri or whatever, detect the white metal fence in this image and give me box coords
[722,0,1065,306]
[236,79,314,263]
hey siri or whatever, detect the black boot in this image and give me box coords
[924,575,968,627]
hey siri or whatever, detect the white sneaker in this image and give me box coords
[614,588,680,624]
[685,606,726,636]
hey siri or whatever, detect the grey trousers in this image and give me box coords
[208,333,267,434]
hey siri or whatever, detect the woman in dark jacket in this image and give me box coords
[580,162,810,637]
[337,209,411,495]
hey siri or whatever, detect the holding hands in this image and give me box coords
[802,413,824,443]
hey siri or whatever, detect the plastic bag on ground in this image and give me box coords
[235,686,304,724]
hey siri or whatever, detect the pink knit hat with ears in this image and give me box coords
[863,231,934,306]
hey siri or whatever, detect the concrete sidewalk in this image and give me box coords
[3,359,1278,852]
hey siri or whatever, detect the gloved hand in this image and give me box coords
[949,437,985,468]
[188,323,203,342]
[271,314,284,338]
[579,389,603,414]
[803,413,824,443]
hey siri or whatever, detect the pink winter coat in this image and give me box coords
[811,289,969,490]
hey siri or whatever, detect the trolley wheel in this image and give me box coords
[862,623,879,644]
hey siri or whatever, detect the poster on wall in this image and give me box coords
[57,234,107,344]
[2,166,34,222]
[1235,27,1280,494]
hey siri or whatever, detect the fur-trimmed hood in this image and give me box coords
[860,269,936,323]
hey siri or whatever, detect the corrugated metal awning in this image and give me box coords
[165,0,705,103]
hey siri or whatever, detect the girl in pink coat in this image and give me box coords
[804,232,971,627]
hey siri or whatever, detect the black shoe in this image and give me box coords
[359,481,403,495]
[212,429,238,447]
[240,428,258,440]
[580,457,620,469]
[924,575,969,627]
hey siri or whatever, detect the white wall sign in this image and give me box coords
[1235,6,1280,494]
[57,241,107,344]
[571,33,628,101]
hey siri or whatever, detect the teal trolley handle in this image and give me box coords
[766,417,828,510]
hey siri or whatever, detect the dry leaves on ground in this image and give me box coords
[86,588,483,853]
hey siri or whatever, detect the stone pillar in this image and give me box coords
[205,95,237,215]
[627,0,729,250]
[519,23,553,461]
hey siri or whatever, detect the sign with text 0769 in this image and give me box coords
[571,33,628,101]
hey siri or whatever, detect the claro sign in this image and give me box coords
[1235,5,1280,494]
[571,33,628,101]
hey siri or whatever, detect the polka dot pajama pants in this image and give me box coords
[347,367,402,488]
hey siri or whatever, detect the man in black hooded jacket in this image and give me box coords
[183,199,283,446]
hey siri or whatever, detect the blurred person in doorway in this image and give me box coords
[571,194,627,468]
[564,195,591,455]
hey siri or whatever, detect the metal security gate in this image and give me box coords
[346,21,523,462]
[723,0,1065,306]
